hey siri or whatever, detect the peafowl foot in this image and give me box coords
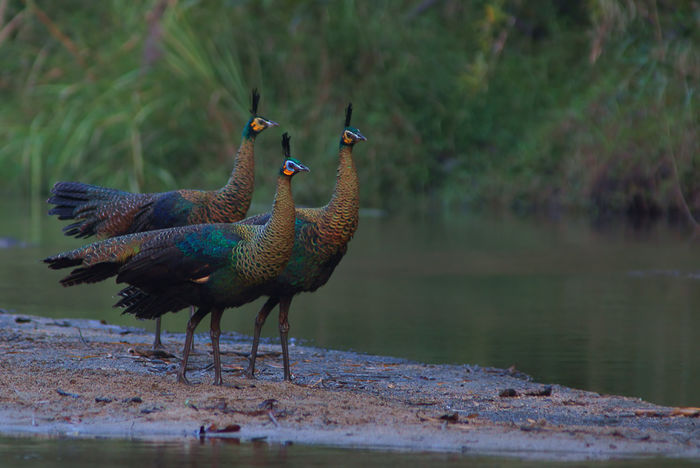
[177,373,193,386]
[244,363,256,380]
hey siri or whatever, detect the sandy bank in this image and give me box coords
[0,312,697,461]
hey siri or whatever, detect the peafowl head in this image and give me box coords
[246,89,278,137]
[340,103,367,147]
[280,133,310,176]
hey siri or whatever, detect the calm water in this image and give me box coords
[0,198,698,408]
[0,436,696,467]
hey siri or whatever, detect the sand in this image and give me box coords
[0,311,698,461]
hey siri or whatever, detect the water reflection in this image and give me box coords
[0,435,696,467]
[0,199,698,407]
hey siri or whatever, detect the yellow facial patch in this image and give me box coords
[283,167,294,176]
[343,132,353,144]
[251,119,265,132]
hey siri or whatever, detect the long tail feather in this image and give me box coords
[47,182,146,239]
[43,255,83,270]
[43,232,152,286]
[59,263,121,286]
[44,250,121,286]
[115,286,189,319]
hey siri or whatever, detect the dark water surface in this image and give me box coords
[0,435,697,467]
[1,198,698,408]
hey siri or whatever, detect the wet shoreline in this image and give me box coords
[0,312,698,461]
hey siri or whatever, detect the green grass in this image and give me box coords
[0,0,697,219]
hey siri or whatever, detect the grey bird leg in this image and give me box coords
[245,296,279,379]
[152,317,164,350]
[189,305,196,352]
[177,307,209,385]
[278,295,293,381]
[209,308,224,386]
[154,310,195,352]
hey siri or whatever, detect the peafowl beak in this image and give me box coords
[354,130,367,142]
[265,119,279,127]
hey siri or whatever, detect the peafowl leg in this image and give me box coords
[278,296,293,381]
[177,307,209,385]
[152,317,164,350]
[189,305,196,353]
[209,308,224,386]
[245,296,279,379]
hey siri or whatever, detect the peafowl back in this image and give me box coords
[48,89,278,239]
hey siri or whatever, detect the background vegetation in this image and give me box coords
[0,0,697,221]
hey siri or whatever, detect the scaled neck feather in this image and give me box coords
[239,175,296,283]
[215,133,256,219]
[319,144,359,246]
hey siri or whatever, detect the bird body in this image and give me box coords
[46,178,298,313]
[242,144,359,296]
[242,104,366,380]
[46,134,309,385]
[48,185,247,238]
[48,103,275,239]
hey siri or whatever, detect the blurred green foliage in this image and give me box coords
[0,0,697,216]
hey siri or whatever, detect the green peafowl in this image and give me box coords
[241,103,366,381]
[47,89,277,349]
[45,133,308,386]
